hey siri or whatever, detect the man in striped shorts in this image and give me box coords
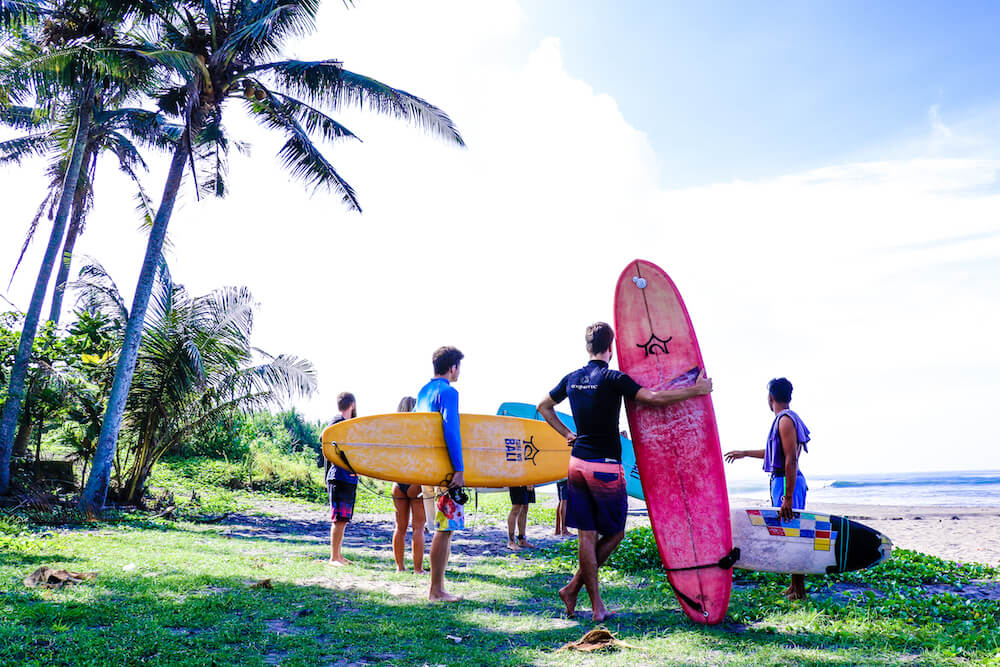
[538,322,712,621]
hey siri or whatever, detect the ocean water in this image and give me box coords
[727,470,1000,507]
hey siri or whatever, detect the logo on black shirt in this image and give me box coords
[637,332,673,357]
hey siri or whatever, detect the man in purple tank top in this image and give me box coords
[725,377,810,599]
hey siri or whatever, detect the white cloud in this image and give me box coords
[2,0,998,477]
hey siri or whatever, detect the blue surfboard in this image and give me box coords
[496,402,645,501]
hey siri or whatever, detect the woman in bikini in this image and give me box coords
[391,396,428,573]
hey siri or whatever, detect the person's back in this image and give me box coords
[559,360,639,462]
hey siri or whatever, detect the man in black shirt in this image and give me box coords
[538,322,712,621]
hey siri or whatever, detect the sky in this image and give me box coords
[2,1,999,482]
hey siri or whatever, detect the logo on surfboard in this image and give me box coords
[637,332,673,357]
[505,436,539,465]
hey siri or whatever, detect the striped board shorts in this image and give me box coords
[566,456,627,536]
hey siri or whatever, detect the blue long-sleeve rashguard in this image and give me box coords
[416,377,464,473]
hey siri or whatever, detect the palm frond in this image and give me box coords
[7,187,56,289]
[249,60,464,146]
[268,90,359,143]
[244,96,360,211]
[0,0,43,29]
[97,107,182,149]
[0,132,54,165]
[103,130,149,173]
[218,0,319,65]
[71,259,129,326]
[0,104,51,130]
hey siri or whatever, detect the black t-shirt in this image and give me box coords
[549,360,641,461]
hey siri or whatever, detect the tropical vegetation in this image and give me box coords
[0,0,464,510]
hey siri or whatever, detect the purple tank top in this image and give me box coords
[763,409,810,474]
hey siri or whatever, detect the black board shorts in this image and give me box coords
[509,486,536,505]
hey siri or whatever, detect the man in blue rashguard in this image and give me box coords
[416,346,465,602]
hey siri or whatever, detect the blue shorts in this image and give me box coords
[770,473,808,509]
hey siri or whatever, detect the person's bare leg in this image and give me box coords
[329,520,350,565]
[422,487,436,534]
[410,489,427,573]
[506,504,522,549]
[559,501,572,536]
[786,573,806,600]
[429,530,459,601]
[391,495,409,572]
[517,505,535,548]
[560,530,623,616]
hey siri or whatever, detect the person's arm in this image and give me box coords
[441,389,464,488]
[537,395,576,446]
[724,449,765,462]
[634,369,713,406]
[777,416,799,521]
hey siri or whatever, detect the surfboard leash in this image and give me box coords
[660,547,742,617]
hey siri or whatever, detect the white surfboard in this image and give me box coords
[731,507,892,575]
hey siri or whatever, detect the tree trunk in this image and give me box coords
[48,148,94,324]
[12,407,31,458]
[0,84,96,495]
[78,139,190,514]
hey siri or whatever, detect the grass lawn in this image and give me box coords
[2,489,999,666]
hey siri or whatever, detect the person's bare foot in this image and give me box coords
[559,584,579,618]
[560,531,572,537]
[414,568,427,574]
[506,540,520,550]
[517,539,536,549]
[428,589,461,602]
[396,567,407,573]
[591,607,616,623]
[328,558,349,567]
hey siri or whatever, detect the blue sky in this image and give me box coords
[2,1,998,477]
[521,1,1000,185]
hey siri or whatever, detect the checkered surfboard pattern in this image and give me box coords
[746,509,837,551]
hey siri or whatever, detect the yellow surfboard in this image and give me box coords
[321,413,570,487]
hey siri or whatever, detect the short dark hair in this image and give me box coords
[432,346,464,375]
[586,322,615,355]
[337,392,356,412]
[767,378,793,403]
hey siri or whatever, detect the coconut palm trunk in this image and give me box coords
[0,83,95,496]
[78,138,189,512]
[48,148,95,324]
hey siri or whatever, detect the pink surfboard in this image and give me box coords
[613,259,733,625]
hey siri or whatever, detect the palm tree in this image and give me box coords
[79,0,465,513]
[2,103,181,323]
[0,0,163,495]
[74,260,316,503]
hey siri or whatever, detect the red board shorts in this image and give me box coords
[566,456,627,536]
[328,480,357,522]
